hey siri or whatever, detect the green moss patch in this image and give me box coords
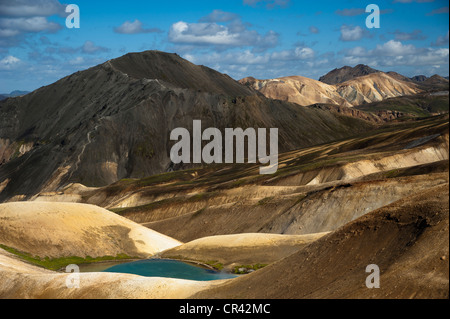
[0,244,137,271]
[233,264,268,274]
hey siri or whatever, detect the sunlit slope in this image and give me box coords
[241,72,422,107]
[0,202,181,260]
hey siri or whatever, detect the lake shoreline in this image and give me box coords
[77,257,234,276]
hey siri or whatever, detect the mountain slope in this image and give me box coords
[193,183,449,299]
[0,51,375,201]
[0,201,181,260]
[335,72,422,106]
[355,92,449,118]
[240,76,352,107]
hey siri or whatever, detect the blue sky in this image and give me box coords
[0,0,449,93]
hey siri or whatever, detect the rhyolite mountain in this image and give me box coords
[319,64,449,91]
[0,50,375,201]
[241,72,422,107]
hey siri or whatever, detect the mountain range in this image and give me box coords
[0,51,448,202]
[0,50,448,299]
[318,64,449,86]
[241,65,449,107]
[0,51,377,201]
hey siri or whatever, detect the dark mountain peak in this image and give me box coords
[108,50,252,96]
[354,64,375,71]
[319,64,380,85]
[411,75,428,82]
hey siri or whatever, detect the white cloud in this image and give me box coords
[0,0,65,17]
[345,46,368,57]
[170,21,239,46]
[406,48,449,66]
[343,40,449,69]
[0,29,20,37]
[69,56,84,65]
[183,50,271,66]
[268,47,315,61]
[0,16,61,36]
[169,20,279,51]
[373,40,417,56]
[232,50,271,64]
[81,41,109,54]
[343,40,417,57]
[295,47,315,59]
[180,45,319,81]
[183,45,315,69]
[339,25,365,42]
[114,19,163,34]
[169,10,280,53]
[0,0,64,48]
[0,55,21,70]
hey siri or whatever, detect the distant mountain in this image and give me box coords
[241,72,422,107]
[0,50,375,201]
[319,64,380,85]
[355,92,449,118]
[319,65,449,91]
[411,75,428,82]
[240,76,352,107]
[0,90,30,101]
[416,75,449,91]
[398,74,450,91]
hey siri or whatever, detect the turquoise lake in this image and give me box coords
[102,259,237,281]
